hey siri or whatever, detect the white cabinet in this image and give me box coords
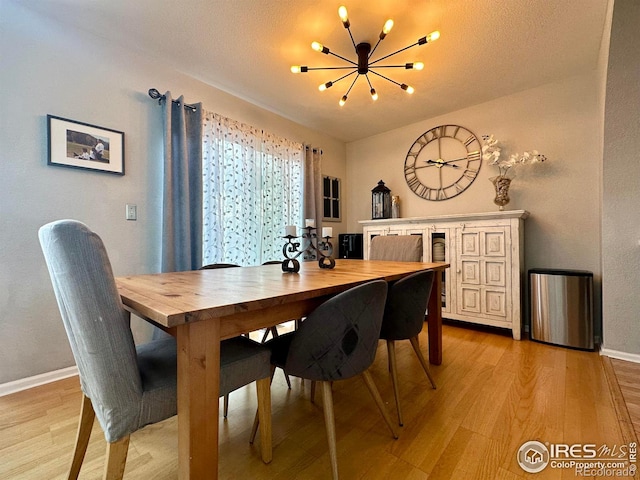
[360,211,528,339]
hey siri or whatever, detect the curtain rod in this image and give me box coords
[148,88,197,111]
[305,145,323,155]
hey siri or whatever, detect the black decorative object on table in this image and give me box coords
[282,225,335,272]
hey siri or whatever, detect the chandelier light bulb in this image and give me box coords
[379,19,394,39]
[413,62,424,70]
[311,41,323,52]
[291,65,301,73]
[339,95,348,106]
[338,6,350,27]
[426,30,440,42]
[319,81,333,91]
[370,88,378,101]
[401,84,415,94]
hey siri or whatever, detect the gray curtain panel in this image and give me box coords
[303,145,323,234]
[161,92,203,272]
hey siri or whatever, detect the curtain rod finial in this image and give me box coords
[148,88,165,104]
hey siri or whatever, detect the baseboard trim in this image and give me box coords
[601,348,640,364]
[0,366,78,397]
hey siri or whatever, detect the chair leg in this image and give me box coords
[250,365,276,444]
[260,328,270,343]
[310,380,316,403]
[223,394,230,418]
[249,408,259,445]
[256,377,272,463]
[386,340,404,426]
[360,370,399,439]
[320,381,339,480]
[261,326,280,343]
[103,436,129,480]
[283,370,292,389]
[67,394,95,480]
[409,336,437,389]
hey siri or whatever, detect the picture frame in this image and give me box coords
[47,115,125,175]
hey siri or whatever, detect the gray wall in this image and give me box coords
[602,0,640,356]
[0,2,345,385]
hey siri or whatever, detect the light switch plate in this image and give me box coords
[126,204,137,221]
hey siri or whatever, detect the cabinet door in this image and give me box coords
[455,226,511,321]
[427,226,451,313]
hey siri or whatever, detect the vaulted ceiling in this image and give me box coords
[19,0,610,142]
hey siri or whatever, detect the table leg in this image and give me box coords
[427,270,443,365]
[177,320,221,479]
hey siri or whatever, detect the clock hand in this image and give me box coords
[440,156,469,164]
[416,159,460,169]
[413,159,439,169]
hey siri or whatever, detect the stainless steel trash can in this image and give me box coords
[529,269,594,350]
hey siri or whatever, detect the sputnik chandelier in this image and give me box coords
[291,5,440,106]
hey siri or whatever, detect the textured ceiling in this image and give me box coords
[18,0,609,142]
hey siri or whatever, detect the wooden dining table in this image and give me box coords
[116,259,448,479]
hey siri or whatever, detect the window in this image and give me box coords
[323,175,341,222]
[202,112,303,266]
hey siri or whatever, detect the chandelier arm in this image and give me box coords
[371,64,418,69]
[327,69,358,86]
[365,75,374,89]
[344,74,360,96]
[369,41,421,66]
[326,50,358,66]
[369,69,402,87]
[305,66,361,71]
[346,27,357,50]
[368,37,384,59]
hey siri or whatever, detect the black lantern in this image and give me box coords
[371,180,391,219]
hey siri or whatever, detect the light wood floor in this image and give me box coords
[0,324,636,479]
[609,358,640,441]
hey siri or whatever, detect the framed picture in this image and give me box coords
[47,115,124,175]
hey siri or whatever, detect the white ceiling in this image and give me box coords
[19,0,609,142]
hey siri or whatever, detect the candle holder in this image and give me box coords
[281,227,335,272]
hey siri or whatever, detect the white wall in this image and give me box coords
[0,2,345,384]
[346,73,603,332]
[602,0,640,357]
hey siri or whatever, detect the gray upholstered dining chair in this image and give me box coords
[381,269,436,426]
[250,280,398,480]
[369,234,423,262]
[39,220,272,479]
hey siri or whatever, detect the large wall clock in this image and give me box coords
[404,124,482,201]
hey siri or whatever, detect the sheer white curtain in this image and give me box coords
[202,112,303,266]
